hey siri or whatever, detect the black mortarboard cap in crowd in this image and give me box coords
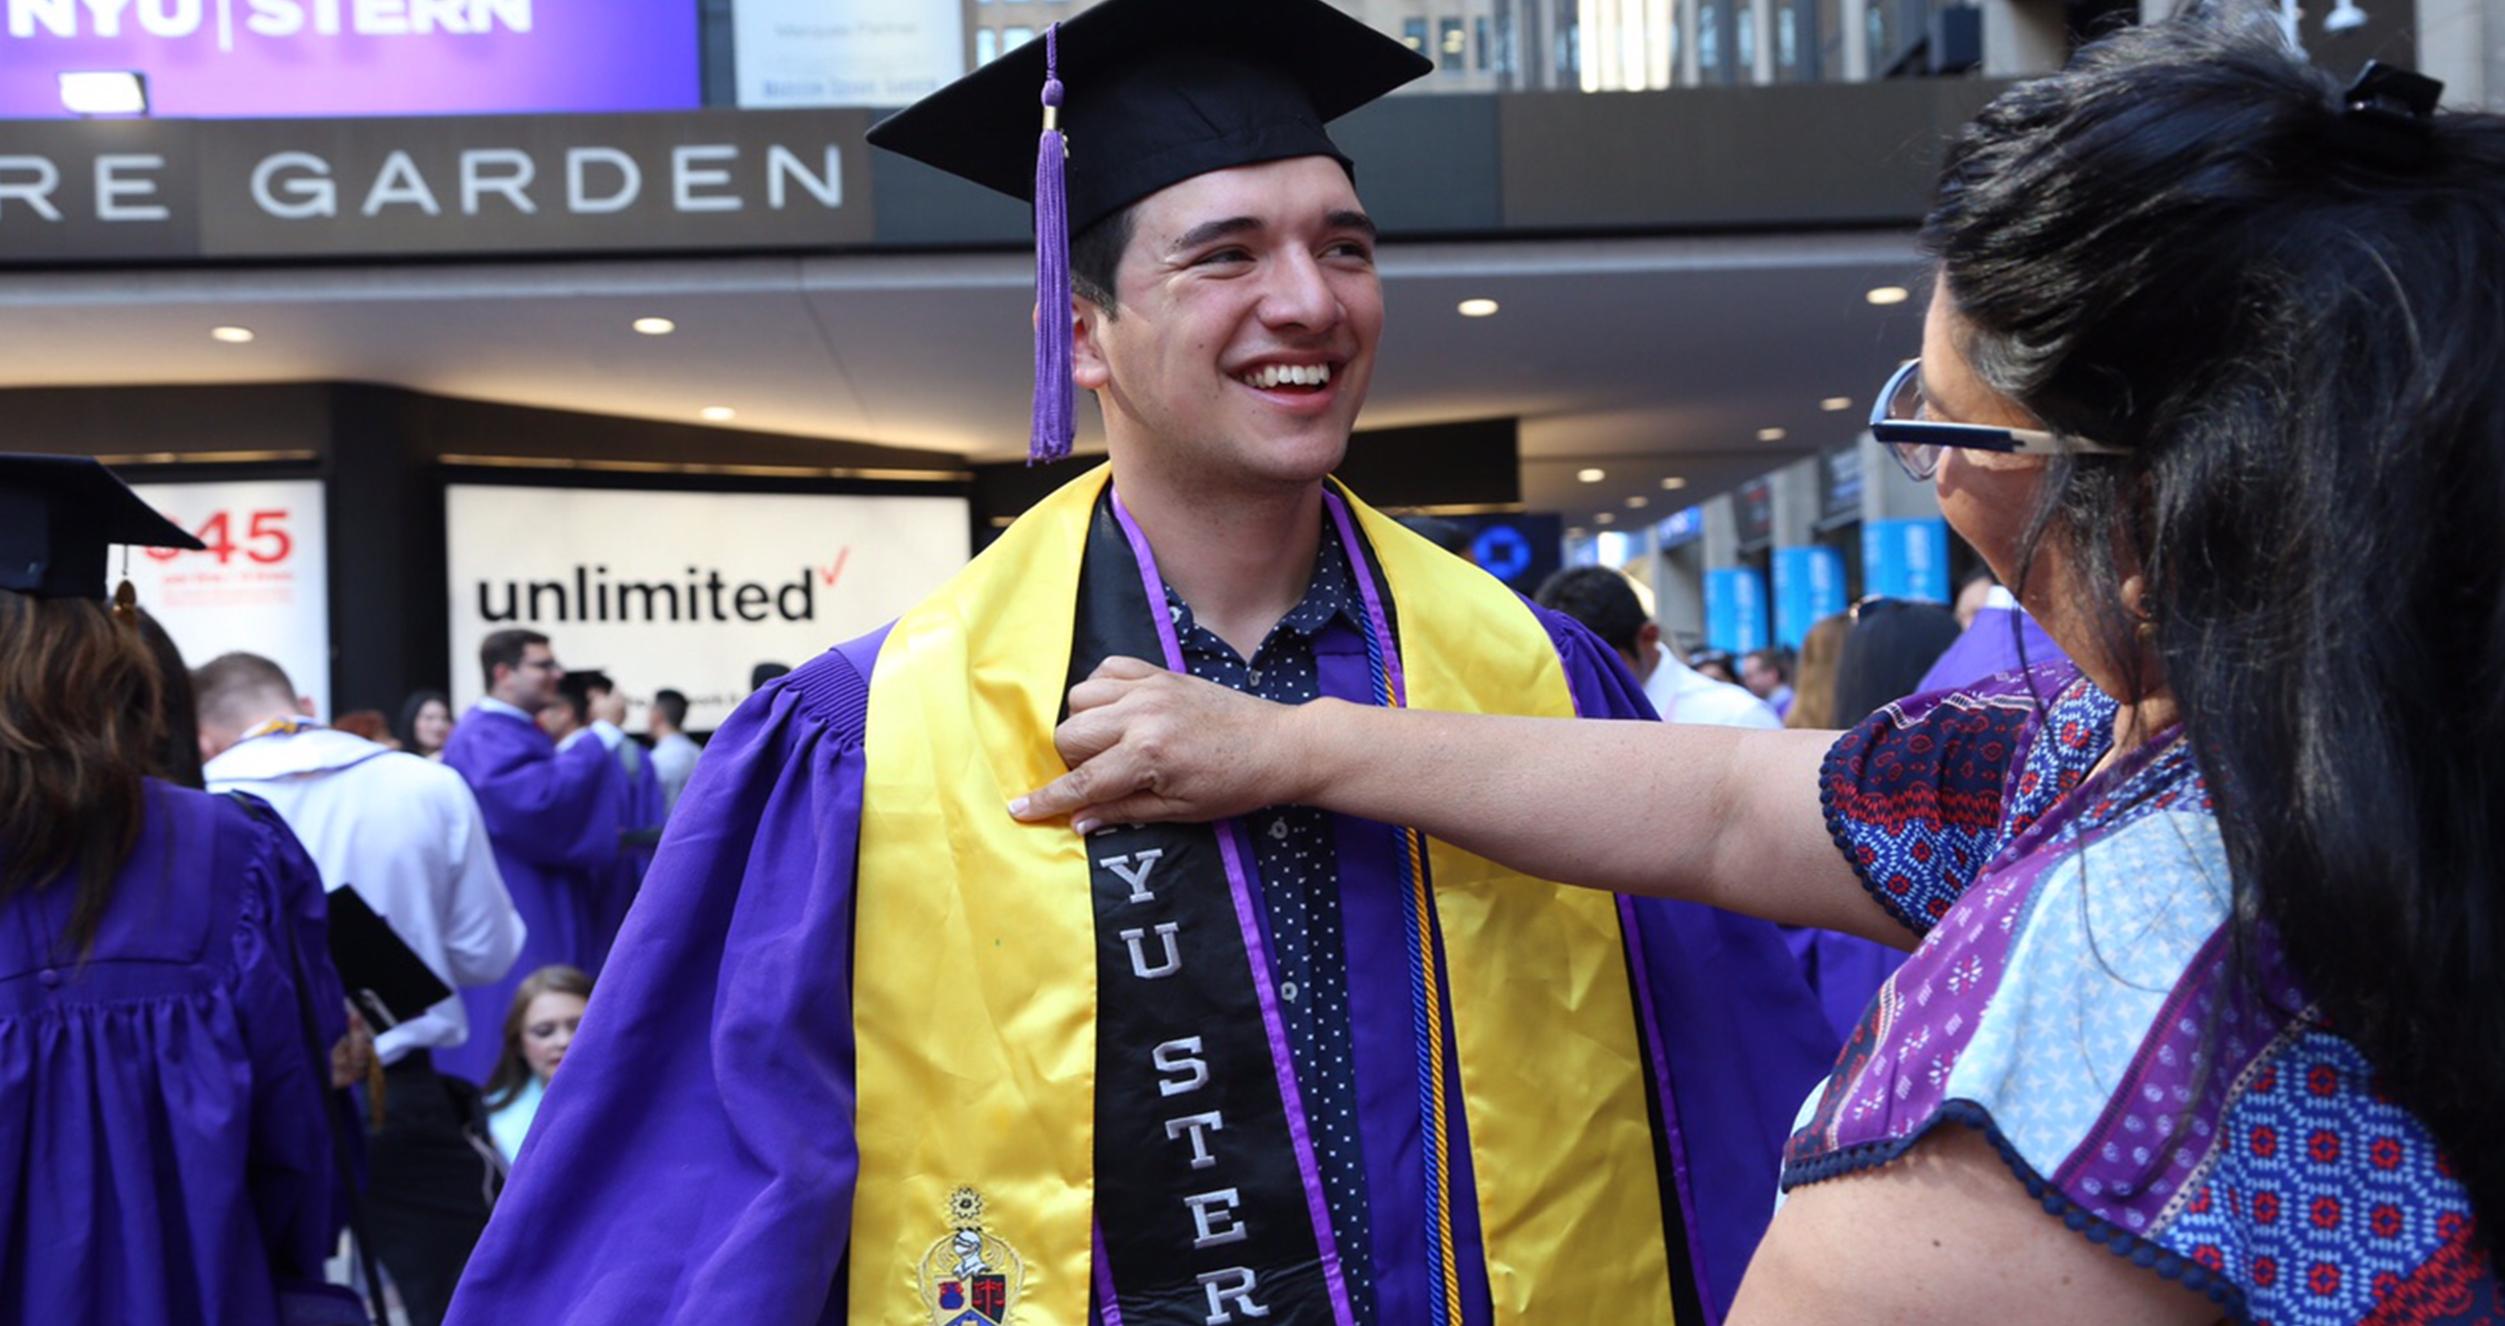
[0,454,204,601]
[866,0,1431,463]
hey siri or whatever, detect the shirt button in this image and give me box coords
[1249,668,1264,688]
[37,968,61,989]
[1268,818,1291,841]
[1281,981,1300,1001]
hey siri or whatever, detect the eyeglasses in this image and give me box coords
[1871,358,2129,481]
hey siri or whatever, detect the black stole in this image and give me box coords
[1071,498,1341,1325]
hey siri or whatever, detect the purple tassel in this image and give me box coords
[1031,23,1075,465]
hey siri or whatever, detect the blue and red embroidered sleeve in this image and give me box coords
[1820,682,2041,936]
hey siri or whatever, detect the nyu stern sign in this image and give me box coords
[0,0,697,118]
[0,109,876,261]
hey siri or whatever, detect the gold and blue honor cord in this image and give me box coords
[1345,529,1465,1326]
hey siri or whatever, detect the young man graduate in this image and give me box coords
[444,4,1834,1323]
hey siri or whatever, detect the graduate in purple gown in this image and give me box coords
[436,629,624,1085]
[545,669,665,975]
[0,456,352,1326]
[447,7,1833,1323]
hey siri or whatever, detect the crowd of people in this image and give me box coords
[3,1,2500,1323]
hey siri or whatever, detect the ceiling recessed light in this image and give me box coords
[209,325,254,344]
[1625,495,1650,509]
[1594,512,1616,525]
[1865,286,1911,306]
[1457,298,1500,318]
[699,405,737,422]
[1757,427,1789,442]
[1660,476,1688,491]
[1820,396,1853,412]
[1567,527,1587,538]
[633,317,677,336]
[1577,467,1606,483]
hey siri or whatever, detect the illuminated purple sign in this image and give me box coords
[0,1,700,119]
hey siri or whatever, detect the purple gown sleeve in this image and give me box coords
[1531,606,1843,1324]
[456,725,627,874]
[444,648,874,1326]
[226,794,351,1285]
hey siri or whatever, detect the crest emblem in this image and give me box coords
[918,1187,1024,1326]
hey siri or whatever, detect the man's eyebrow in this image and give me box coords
[1170,216,1263,253]
[1326,210,1379,241]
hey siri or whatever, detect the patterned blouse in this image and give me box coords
[1786,666,2496,1325]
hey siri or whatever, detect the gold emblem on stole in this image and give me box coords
[917,1187,1026,1325]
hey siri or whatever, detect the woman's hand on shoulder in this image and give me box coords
[1011,656,1318,832]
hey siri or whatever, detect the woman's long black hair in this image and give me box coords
[1925,7,2505,1229]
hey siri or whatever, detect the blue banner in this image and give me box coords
[1655,505,1705,550]
[1772,545,1846,647]
[1862,518,1952,604]
[1704,567,1769,653]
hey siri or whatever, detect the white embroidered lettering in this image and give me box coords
[1121,923,1182,980]
[1164,1111,1225,1170]
[1184,1188,1249,1249]
[1099,848,1166,904]
[1197,1267,1271,1322]
[1152,1038,1208,1096]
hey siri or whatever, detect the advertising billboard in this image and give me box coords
[0,0,701,119]
[444,484,970,731]
[120,478,333,719]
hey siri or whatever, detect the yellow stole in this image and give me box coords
[848,465,1670,1323]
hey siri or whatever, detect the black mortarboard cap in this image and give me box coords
[0,454,204,601]
[866,0,1431,464]
[868,0,1430,235]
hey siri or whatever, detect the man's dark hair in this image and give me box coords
[552,670,600,723]
[1532,566,1647,660]
[1743,647,1792,683]
[1070,204,1137,315]
[653,688,690,730]
[749,661,791,690]
[479,629,549,694]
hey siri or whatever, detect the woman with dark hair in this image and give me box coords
[1830,597,1962,727]
[0,457,355,1324]
[398,689,454,760]
[1018,14,2501,1321]
[481,964,594,1166]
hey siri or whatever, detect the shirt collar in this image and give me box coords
[476,696,534,723]
[1163,522,1362,650]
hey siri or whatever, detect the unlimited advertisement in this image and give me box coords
[121,478,332,718]
[0,0,700,119]
[734,0,966,109]
[444,485,970,731]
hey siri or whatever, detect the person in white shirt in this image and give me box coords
[645,687,702,816]
[1534,567,1784,729]
[196,653,526,1326]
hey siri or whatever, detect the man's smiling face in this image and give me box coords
[1073,155,1385,488]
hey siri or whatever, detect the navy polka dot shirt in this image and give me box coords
[1162,528,1377,1324]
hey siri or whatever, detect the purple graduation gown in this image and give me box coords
[2,780,346,1326]
[437,707,625,1084]
[1917,602,2070,695]
[446,612,1836,1326]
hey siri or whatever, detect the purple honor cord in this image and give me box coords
[1108,487,1360,1326]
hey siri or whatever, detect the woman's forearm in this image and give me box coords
[1279,699,1905,947]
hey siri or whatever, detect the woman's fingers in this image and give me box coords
[1067,656,1166,715]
